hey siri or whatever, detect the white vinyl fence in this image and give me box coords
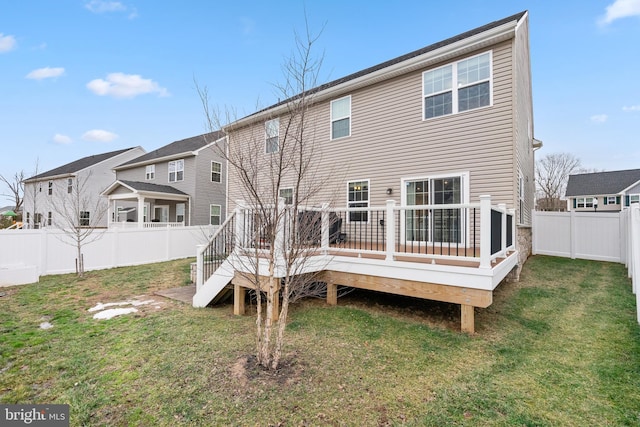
[533,206,640,323]
[0,226,217,284]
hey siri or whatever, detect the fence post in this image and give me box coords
[386,200,395,261]
[480,195,491,269]
[570,209,576,259]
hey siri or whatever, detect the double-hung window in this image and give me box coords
[576,197,594,208]
[79,211,90,227]
[168,159,184,182]
[210,204,221,225]
[67,178,73,194]
[348,180,369,222]
[176,203,185,223]
[331,96,351,139]
[423,51,491,119]
[146,164,155,180]
[48,181,53,196]
[265,119,279,153]
[211,161,222,183]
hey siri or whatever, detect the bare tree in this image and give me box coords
[199,22,342,370]
[50,172,108,277]
[535,153,582,210]
[24,159,41,228]
[0,170,25,214]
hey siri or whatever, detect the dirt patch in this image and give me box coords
[227,352,308,394]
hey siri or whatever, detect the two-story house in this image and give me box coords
[565,169,640,212]
[194,11,539,333]
[102,131,226,227]
[22,147,146,229]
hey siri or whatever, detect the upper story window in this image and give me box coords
[67,178,73,194]
[48,181,53,196]
[331,96,351,140]
[265,118,279,154]
[211,161,222,183]
[423,51,491,119]
[168,159,184,183]
[146,164,155,180]
[348,180,369,222]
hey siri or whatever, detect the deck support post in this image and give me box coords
[461,304,475,334]
[234,284,245,315]
[327,282,338,306]
[271,289,279,322]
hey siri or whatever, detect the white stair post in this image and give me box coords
[479,195,492,269]
[386,200,396,261]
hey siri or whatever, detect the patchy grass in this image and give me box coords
[1,256,639,425]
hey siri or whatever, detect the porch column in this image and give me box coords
[499,203,507,256]
[137,196,145,228]
[107,198,113,227]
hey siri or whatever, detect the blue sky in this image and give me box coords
[1,0,639,198]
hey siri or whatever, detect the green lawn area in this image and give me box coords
[1,256,639,426]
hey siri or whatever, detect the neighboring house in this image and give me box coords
[565,168,640,212]
[195,11,539,333]
[103,132,226,227]
[22,147,146,229]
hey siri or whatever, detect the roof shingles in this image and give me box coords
[565,169,640,197]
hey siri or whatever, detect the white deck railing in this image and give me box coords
[109,221,185,229]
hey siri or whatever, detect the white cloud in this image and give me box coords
[53,134,73,144]
[590,114,609,123]
[84,1,137,19]
[82,130,118,142]
[623,105,640,111]
[0,33,16,53]
[84,0,126,13]
[26,67,65,80]
[599,0,640,25]
[87,73,169,99]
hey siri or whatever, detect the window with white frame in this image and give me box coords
[79,211,90,226]
[279,187,293,205]
[67,178,73,194]
[331,96,351,139]
[576,197,594,208]
[265,118,279,153]
[211,161,222,183]
[348,180,368,222]
[423,51,491,119]
[168,159,184,182]
[176,203,185,223]
[405,176,463,243]
[48,181,53,196]
[210,204,221,225]
[630,195,640,204]
[47,212,52,226]
[607,196,617,205]
[146,164,155,180]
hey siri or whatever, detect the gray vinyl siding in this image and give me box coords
[228,40,518,214]
[627,182,640,194]
[193,141,227,225]
[513,14,535,226]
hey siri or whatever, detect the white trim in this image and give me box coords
[209,204,222,225]
[211,160,222,183]
[168,159,184,183]
[265,118,280,154]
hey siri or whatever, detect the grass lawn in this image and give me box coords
[1,255,639,426]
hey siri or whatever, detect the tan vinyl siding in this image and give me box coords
[228,40,518,215]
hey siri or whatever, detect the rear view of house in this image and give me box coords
[194,11,540,332]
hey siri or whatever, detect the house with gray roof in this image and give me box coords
[22,147,146,229]
[565,168,640,212]
[102,131,226,227]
